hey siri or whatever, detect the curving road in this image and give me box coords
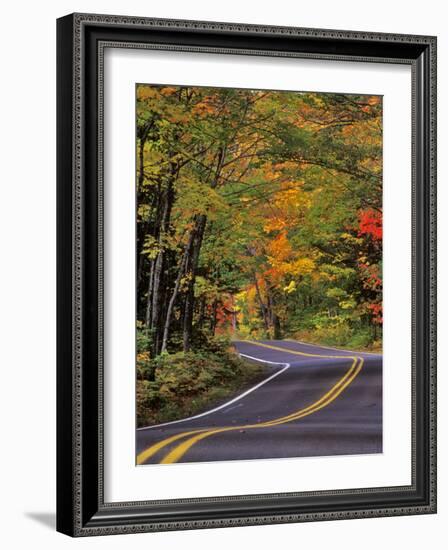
[136,340,382,465]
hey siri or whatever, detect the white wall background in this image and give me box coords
[0,0,445,548]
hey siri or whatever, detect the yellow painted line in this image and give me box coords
[137,340,363,465]
[136,429,209,465]
[283,338,382,356]
[160,357,363,464]
[242,339,356,360]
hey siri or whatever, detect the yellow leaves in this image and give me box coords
[261,166,279,181]
[283,280,297,294]
[273,257,316,279]
[340,232,362,245]
[235,286,258,320]
[289,257,315,275]
[137,351,150,363]
[142,235,160,260]
[246,285,257,304]
[137,203,152,223]
[339,299,356,310]
[263,221,318,289]
[137,86,160,101]
[262,183,309,233]
[264,217,287,232]
[359,155,381,175]
[277,185,309,209]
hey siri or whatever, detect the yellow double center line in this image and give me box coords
[137,341,364,465]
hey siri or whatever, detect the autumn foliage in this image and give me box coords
[136,85,383,374]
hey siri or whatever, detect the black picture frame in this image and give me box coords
[56,13,437,537]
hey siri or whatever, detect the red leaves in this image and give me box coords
[358,209,382,241]
[367,302,383,324]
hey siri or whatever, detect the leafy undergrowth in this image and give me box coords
[136,337,266,428]
[291,326,382,353]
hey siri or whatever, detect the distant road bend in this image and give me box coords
[136,340,382,465]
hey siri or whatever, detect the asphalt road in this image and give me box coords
[136,340,382,465]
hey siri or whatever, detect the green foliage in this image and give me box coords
[136,331,265,426]
[291,313,378,350]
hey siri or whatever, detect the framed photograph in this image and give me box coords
[57,13,437,536]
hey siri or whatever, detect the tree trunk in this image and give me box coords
[138,137,145,189]
[273,313,282,339]
[136,219,151,299]
[145,259,155,328]
[182,214,207,352]
[253,275,270,332]
[266,285,281,339]
[181,147,226,352]
[210,300,218,336]
[161,229,195,353]
[151,178,175,355]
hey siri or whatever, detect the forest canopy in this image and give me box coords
[135,85,382,425]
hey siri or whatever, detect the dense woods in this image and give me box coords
[136,85,382,425]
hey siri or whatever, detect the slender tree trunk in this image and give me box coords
[151,251,163,353]
[273,313,281,339]
[151,178,175,355]
[136,255,143,296]
[266,285,281,339]
[137,128,150,320]
[210,300,218,335]
[138,135,145,189]
[182,214,207,352]
[161,230,195,353]
[231,307,237,332]
[145,259,155,328]
[136,218,152,297]
[181,147,226,352]
[253,275,269,332]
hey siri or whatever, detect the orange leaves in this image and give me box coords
[160,87,178,96]
[367,95,381,106]
[264,229,317,287]
[266,231,291,263]
[166,112,190,124]
[341,125,355,137]
[191,97,217,117]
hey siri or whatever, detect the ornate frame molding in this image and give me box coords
[57,13,437,536]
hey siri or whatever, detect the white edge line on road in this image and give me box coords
[137,356,290,431]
